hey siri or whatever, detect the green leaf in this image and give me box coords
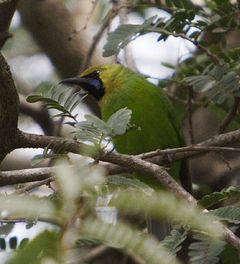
[27,85,85,121]
[199,186,240,208]
[221,243,240,264]
[107,175,154,195]
[0,195,55,219]
[210,206,240,224]
[162,229,187,255]
[188,234,226,264]
[83,218,180,264]
[106,107,132,135]
[76,237,101,246]
[185,63,240,105]
[113,190,224,238]
[31,142,69,165]
[53,159,105,204]
[103,16,157,57]
[8,231,61,264]
[84,114,110,134]
[75,108,133,145]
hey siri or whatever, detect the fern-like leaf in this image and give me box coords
[75,108,133,145]
[188,234,226,264]
[82,217,180,264]
[31,142,69,165]
[199,186,240,208]
[113,190,223,238]
[27,85,86,121]
[162,229,187,255]
[107,175,154,195]
[210,206,240,224]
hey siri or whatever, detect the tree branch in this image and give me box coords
[14,128,240,167]
[0,167,51,186]
[13,177,53,195]
[0,0,18,48]
[0,53,19,162]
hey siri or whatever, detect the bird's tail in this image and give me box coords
[146,160,192,240]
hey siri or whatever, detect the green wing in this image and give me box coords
[100,68,182,180]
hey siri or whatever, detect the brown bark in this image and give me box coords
[0,0,19,48]
[0,53,19,161]
[17,0,93,77]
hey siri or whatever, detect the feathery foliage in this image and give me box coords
[75,107,135,146]
[188,234,226,264]
[199,186,240,208]
[82,217,180,264]
[210,207,240,224]
[162,229,188,255]
[27,84,87,121]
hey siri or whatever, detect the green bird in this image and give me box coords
[60,63,191,239]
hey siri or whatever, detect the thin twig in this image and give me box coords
[13,177,54,195]
[138,145,240,160]
[0,217,62,227]
[218,97,240,134]
[68,0,99,40]
[82,9,116,69]
[147,28,221,65]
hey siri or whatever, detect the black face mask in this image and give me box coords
[59,71,105,101]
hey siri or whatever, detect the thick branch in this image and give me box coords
[0,53,19,161]
[103,152,195,203]
[14,130,83,154]
[0,0,19,48]
[15,128,240,167]
[151,128,240,165]
[0,167,51,186]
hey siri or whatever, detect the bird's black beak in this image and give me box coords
[59,77,91,87]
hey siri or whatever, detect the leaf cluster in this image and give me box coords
[27,83,87,121]
[3,160,238,264]
[75,107,134,145]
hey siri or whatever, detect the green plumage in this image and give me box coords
[80,64,183,183]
